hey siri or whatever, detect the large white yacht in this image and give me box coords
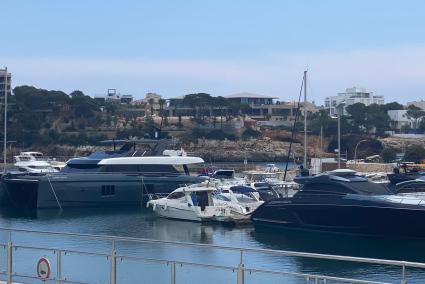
[14,152,66,171]
[13,154,58,174]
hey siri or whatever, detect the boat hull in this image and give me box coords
[1,173,204,209]
[151,204,208,222]
[251,198,425,238]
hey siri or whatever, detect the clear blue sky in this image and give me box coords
[2,0,425,103]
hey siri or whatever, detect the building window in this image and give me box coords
[101,185,115,196]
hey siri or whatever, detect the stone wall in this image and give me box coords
[347,162,394,173]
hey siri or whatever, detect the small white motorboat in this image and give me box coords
[213,185,263,216]
[147,185,239,223]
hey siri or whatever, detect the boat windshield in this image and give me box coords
[235,194,256,203]
[214,194,231,202]
[167,191,185,200]
[345,182,392,195]
[300,181,391,195]
[370,195,425,206]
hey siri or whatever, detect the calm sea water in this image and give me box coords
[0,206,424,283]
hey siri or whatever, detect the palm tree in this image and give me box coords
[159,99,166,118]
[148,98,154,117]
[213,96,229,128]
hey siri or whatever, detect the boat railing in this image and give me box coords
[48,171,188,178]
[0,227,422,283]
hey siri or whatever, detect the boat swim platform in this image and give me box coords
[0,227,421,284]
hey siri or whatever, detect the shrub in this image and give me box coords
[404,145,425,163]
[380,147,397,163]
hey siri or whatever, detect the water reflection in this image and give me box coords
[252,226,425,262]
[0,207,424,283]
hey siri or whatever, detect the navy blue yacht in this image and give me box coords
[251,170,425,238]
[1,139,206,209]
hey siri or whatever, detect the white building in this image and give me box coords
[325,87,384,115]
[94,89,134,104]
[387,110,413,133]
[133,93,165,115]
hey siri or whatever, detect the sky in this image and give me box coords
[2,0,425,104]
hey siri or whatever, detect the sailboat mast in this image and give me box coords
[303,70,307,167]
[3,67,7,173]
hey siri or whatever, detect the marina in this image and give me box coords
[3,1,425,282]
[0,127,425,282]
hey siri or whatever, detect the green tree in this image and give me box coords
[148,98,155,116]
[365,104,390,136]
[242,128,262,140]
[70,90,99,119]
[212,96,229,128]
[384,102,404,111]
[381,147,397,163]
[404,145,425,163]
[182,93,214,119]
[345,102,367,132]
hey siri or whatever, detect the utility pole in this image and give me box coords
[337,108,341,169]
[3,67,7,173]
[303,70,307,167]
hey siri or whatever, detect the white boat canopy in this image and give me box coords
[173,186,216,193]
[98,156,205,165]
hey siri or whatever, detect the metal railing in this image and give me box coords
[0,227,423,283]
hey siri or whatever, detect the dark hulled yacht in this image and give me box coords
[2,154,206,209]
[251,170,425,238]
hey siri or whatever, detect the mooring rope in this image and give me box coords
[46,174,63,210]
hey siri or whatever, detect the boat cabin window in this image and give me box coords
[19,156,31,161]
[167,191,185,199]
[99,164,179,174]
[101,185,115,196]
[301,183,356,194]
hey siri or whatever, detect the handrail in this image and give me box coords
[1,226,425,269]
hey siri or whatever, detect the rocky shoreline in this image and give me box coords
[183,138,305,162]
[15,136,422,164]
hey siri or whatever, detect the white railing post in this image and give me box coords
[401,264,407,284]
[111,240,117,284]
[6,240,12,284]
[237,250,244,284]
[56,250,62,283]
[6,231,12,284]
[170,262,176,284]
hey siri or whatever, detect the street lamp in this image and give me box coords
[354,139,368,164]
[330,112,341,168]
